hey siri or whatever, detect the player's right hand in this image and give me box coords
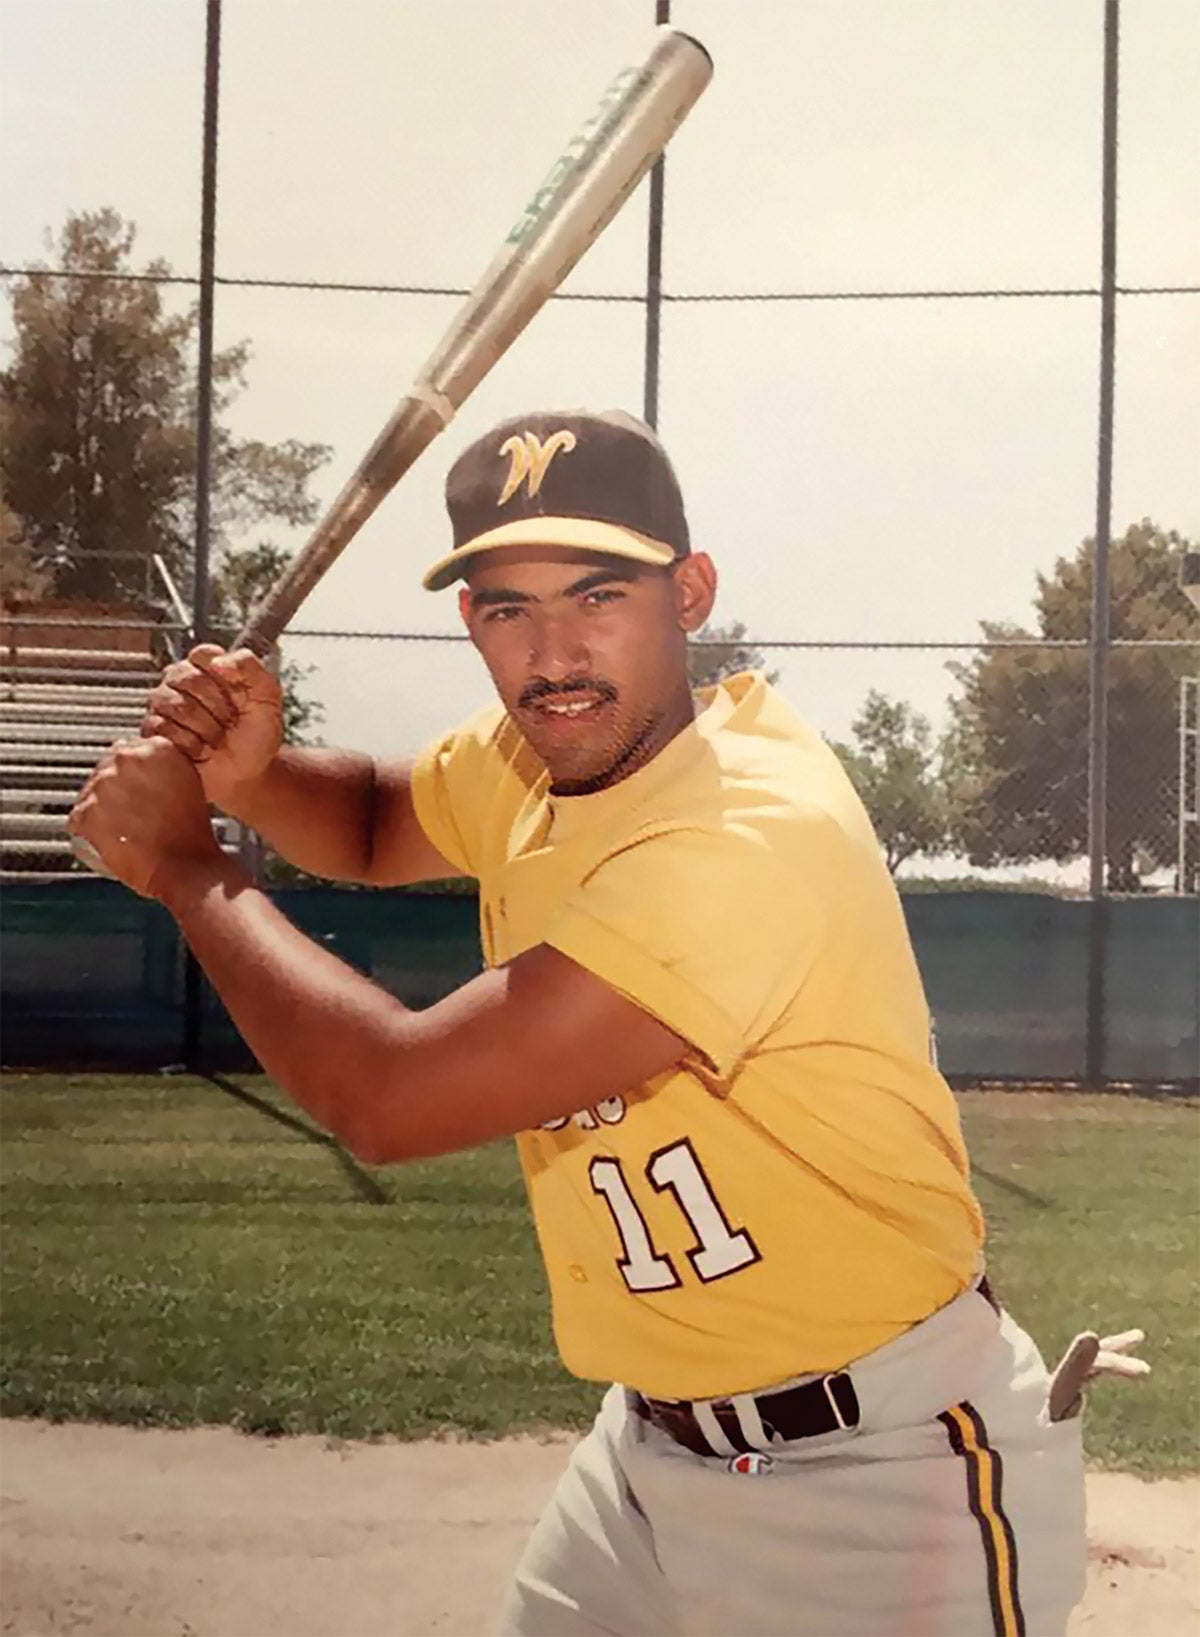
[141,644,283,809]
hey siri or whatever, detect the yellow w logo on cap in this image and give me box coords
[497,429,577,506]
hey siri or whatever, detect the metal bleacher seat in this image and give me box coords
[1,556,243,881]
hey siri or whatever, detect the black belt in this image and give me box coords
[633,1369,861,1459]
[633,1280,1000,1460]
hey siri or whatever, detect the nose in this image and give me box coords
[527,608,589,682]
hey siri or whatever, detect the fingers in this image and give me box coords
[147,662,233,735]
[145,676,232,751]
[157,660,238,727]
[68,739,141,831]
[1093,1352,1152,1379]
[1093,1330,1151,1379]
[141,711,212,762]
[189,643,281,705]
[143,646,278,763]
[1097,1328,1146,1354]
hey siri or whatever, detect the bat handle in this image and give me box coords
[230,628,276,662]
[70,833,114,878]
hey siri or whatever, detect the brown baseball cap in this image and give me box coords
[421,408,691,591]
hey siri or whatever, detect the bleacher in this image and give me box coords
[0,601,179,881]
[0,544,257,881]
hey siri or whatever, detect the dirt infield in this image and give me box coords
[1,1421,1197,1637]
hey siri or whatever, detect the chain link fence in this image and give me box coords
[278,626,1198,895]
[2,0,1197,1077]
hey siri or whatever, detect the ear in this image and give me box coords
[457,586,473,631]
[671,553,717,634]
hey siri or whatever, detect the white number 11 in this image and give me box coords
[589,1140,759,1293]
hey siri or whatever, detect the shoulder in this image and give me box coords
[627,673,871,872]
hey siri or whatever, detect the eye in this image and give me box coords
[583,588,623,608]
[483,605,524,624]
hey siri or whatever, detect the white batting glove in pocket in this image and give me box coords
[1046,1328,1151,1423]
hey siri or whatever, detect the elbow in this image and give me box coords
[339,1103,454,1168]
[341,1125,403,1168]
[334,1106,404,1167]
[335,1099,416,1167]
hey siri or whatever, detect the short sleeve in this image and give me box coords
[409,704,510,877]
[543,819,839,1082]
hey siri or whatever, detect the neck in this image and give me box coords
[549,679,697,798]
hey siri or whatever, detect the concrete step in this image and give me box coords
[0,762,97,785]
[1,829,239,864]
[0,646,159,669]
[1,701,145,727]
[2,681,156,706]
[0,665,160,688]
[0,812,69,839]
[1,788,79,810]
[2,722,129,746]
[0,869,81,882]
[0,837,75,856]
[0,815,241,846]
[0,742,106,766]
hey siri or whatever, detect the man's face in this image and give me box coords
[459,547,714,794]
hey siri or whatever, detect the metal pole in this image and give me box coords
[184,0,223,1067]
[192,0,221,645]
[642,0,671,427]
[1085,0,1119,1085]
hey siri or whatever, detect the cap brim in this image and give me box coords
[422,517,678,591]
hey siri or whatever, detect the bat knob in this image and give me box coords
[70,834,114,879]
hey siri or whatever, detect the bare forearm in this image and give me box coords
[218,748,379,881]
[162,854,415,1153]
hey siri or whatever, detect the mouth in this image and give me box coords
[522,693,614,732]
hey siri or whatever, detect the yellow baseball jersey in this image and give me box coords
[410,673,984,1400]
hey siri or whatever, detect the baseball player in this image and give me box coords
[71,409,1145,1636]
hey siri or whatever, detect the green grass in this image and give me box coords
[959,1089,1199,1476]
[1,1075,1196,1473]
[0,1073,592,1439]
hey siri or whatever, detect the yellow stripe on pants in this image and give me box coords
[939,1402,1025,1637]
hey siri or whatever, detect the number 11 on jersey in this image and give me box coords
[589,1139,760,1293]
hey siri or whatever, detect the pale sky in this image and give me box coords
[2,0,1197,763]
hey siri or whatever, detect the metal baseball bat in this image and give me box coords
[235,26,712,656]
[71,28,711,877]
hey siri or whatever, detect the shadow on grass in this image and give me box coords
[202,1073,388,1206]
[971,1163,1053,1208]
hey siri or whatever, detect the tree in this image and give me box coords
[0,209,330,606]
[210,542,324,746]
[945,520,1197,891]
[688,620,779,687]
[828,692,949,873]
[0,497,51,608]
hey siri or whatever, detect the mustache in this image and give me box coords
[519,677,619,710]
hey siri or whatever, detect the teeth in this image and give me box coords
[544,700,598,716]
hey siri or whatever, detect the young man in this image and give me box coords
[73,409,1097,1635]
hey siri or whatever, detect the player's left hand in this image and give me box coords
[69,738,221,900]
[1046,1327,1151,1422]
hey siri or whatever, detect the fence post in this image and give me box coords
[642,0,672,429]
[183,0,223,1068]
[1085,0,1120,1086]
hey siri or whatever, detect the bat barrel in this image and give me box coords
[419,29,712,410]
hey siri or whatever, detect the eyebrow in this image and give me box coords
[469,567,639,610]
